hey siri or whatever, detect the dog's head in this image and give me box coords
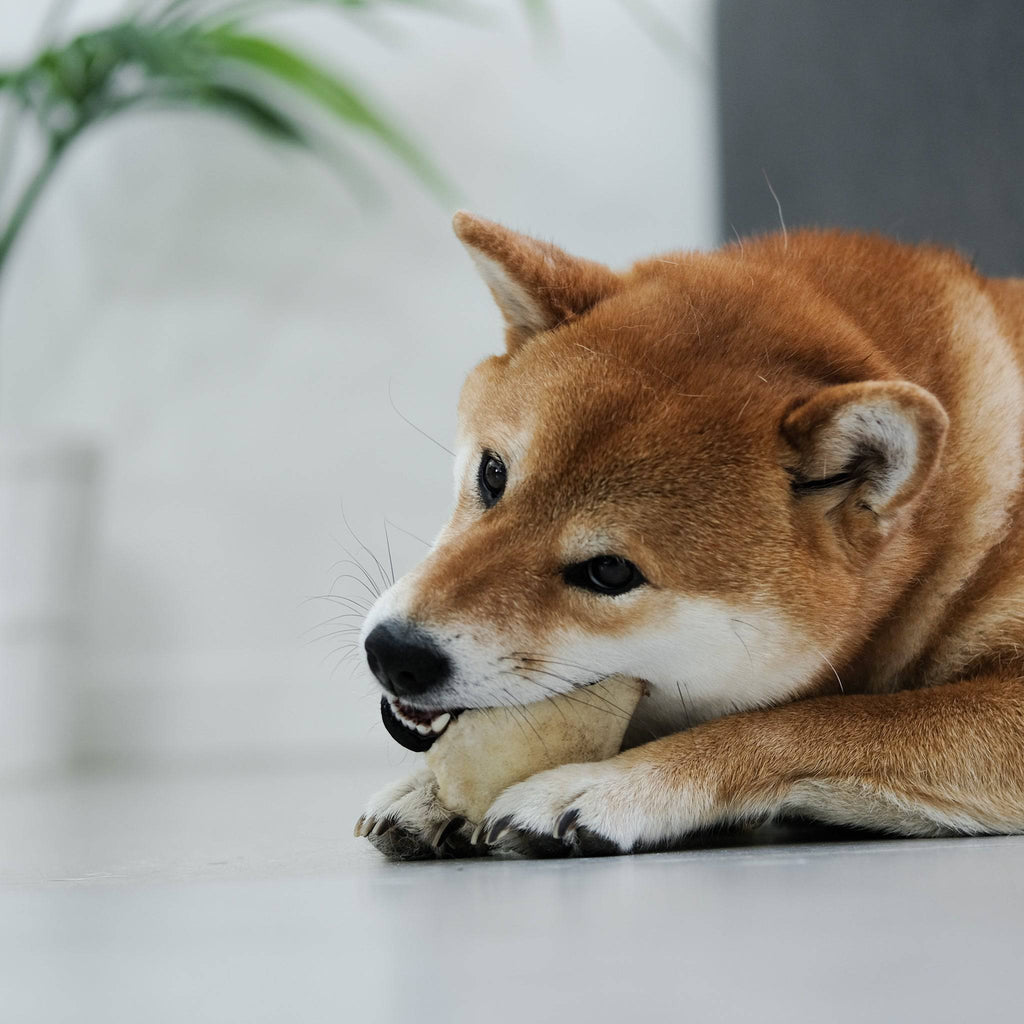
[362,214,948,749]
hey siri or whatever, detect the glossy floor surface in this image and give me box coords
[2,759,1022,1023]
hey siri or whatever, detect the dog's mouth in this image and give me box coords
[380,695,464,752]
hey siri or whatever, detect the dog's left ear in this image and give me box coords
[781,380,948,551]
[453,211,620,351]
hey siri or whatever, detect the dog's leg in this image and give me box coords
[355,768,476,860]
[478,674,1024,856]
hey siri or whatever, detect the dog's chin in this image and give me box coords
[379,695,465,752]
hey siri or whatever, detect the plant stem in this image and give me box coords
[0,140,66,280]
[0,0,78,206]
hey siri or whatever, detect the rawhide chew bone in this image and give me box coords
[426,675,645,823]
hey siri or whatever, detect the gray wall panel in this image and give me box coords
[717,0,1024,275]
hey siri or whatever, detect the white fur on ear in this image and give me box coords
[783,380,948,517]
[462,247,552,337]
[827,401,920,504]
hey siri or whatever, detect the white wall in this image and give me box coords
[0,0,719,767]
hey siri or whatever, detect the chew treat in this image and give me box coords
[425,676,645,823]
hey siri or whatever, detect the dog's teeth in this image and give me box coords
[388,695,452,736]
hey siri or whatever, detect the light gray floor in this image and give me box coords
[2,759,1022,1023]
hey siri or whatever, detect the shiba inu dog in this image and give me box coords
[356,212,1024,857]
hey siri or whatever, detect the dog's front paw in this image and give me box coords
[473,761,636,857]
[354,769,475,860]
[475,759,700,858]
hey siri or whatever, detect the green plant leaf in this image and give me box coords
[201,28,454,198]
[163,81,313,143]
[0,1,474,274]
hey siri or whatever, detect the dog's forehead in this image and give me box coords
[458,333,746,473]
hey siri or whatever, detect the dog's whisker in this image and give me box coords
[493,691,529,744]
[307,626,362,643]
[503,669,633,723]
[496,670,568,712]
[518,666,637,720]
[507,652,608,676]
[383,517,432,550]
[328,572,381,603]
[498,671,591,728]
[328,557,383,597]
[730,623,754,668]
[499,686,551,754]
[329,648,364,680]
[388,377,455,457]
[335,540,387,597]
[564,682,635,719]
[513,663,637,718]
[299,612,366,640]
[516,699,553,758]
[306,631,362,649]
[675,679,694,731]
[340,502,394,591]
[814,648,845,693]
[510,663,585,688]
[322,642,361,671]
[382,517,396,588]
[729,617,765,634]
[305,594,372,613]
[309,611,366,626]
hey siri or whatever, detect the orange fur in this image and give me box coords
[361,213,1024,854]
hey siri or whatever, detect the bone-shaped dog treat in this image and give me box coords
[426,676,645,823]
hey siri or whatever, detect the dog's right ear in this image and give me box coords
[453,211,620,352]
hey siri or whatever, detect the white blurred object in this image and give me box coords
[0,435,98,777]
[0,0,718,766]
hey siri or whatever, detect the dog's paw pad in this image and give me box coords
[574,825,623,857]
[490,826,576,859]
[368,823,436,861]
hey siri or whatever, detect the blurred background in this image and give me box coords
[0,0,717,778]
[0,0,1020,781]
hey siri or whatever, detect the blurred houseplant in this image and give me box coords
[0,0,455,776]
[0,0,453,271]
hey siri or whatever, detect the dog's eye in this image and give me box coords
[478,452,507,507]
[564,556,646,596]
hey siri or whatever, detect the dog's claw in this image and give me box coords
[470,822,486,846]
[354,815,366,838]
[431,816,465,849]
[485,815,514,845]
[555,808,580,841]
[370,817,395,838]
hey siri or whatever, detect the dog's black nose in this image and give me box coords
[364,621,451,697]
